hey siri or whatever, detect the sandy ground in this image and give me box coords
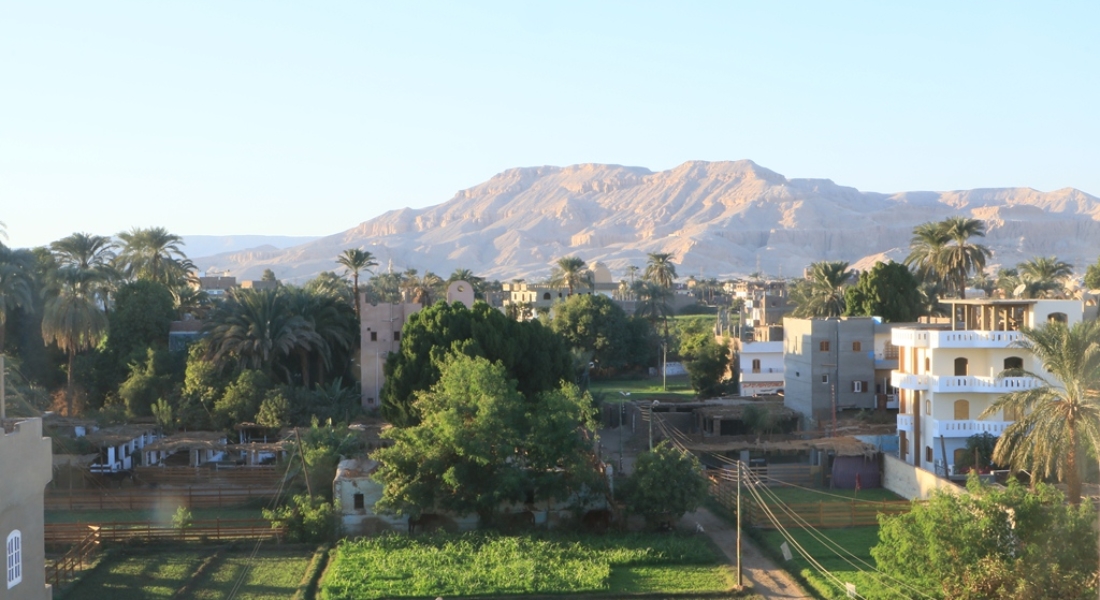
[601,425,811,599]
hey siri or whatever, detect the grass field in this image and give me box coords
[320,531,734,599]
[588,375,697,400]
[65,546,315,600]
[755,527,911,600]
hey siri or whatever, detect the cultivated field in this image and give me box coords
[319,531,735,599]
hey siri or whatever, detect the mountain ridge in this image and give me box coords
[191,160,1100,283]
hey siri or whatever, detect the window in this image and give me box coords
[954,357,969,377]
[6,530,20,589]
[542,292,551,301]
[353,493,365,510]
[821,374,829,384]
[925,399,931,415]
[393,331,401,342]
[370,331,377,342]
[852,341,861,352]
[852,381,867,393]
[954,399,970,420]
[819,341,830,352]
[924,357,930,372]
[1004,356,1023,371]
[751,359,761,373]
[926,447,934,463]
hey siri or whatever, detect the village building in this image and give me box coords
[1,418,53,600]
[890,298,1082,476]
[83,425,158,473]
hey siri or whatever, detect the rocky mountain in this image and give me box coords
[191,160,1100,283]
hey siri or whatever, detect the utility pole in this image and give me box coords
[736,459,742,587]
[1,354,6,422]
[648,400,661,451]
[618,392,630,473]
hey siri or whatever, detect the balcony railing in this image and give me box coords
[891,372,929,390]
[892,328,1024,350]
[897,414,913,432]
[932,418,1012,438]
[931,376,1041,394]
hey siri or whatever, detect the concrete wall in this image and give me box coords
[784,317,878,424]
[359,301,422,408]
[0,419,52,600]
[882,453,962,500]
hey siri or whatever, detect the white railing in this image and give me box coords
[897,414,913,431]
[932,418,1012,438]
[891,372,929,390]
[892,328,931,348]
[930,330,1023,349]
[931,375,1041,394]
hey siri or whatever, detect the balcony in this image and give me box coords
[742,367,784,383]
[931,376,1041,394]
[892,328,1024,350]
[897,414,913,432]
[932,418,1012,438]
[891,372,929,390]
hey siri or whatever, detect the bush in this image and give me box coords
[263,493,340,543]
[623,442,707,527]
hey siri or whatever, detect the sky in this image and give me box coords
[2,2,1099,250]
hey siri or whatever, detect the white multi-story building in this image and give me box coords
[890,298,1082,476]
[738,341,784,395]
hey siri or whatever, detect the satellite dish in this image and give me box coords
[1013,284,1027,298]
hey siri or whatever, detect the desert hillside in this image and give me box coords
[192,160,1100,283]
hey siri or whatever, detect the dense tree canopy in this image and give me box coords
[374,355,598,524]
[843,260,923,322]
[381,301,572,426]
[790,261,853,318]
[874,478,1096,599]
[550,293,651,371]
[623,442,707,526]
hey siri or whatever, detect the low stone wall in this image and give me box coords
[883,453,962,500]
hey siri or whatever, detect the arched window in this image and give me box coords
[953,448,967,471]
[954,399,970,420]
[1048,312,1068,324]
[6,530,21,589]
[542,292,551,301]
[954,357,969,377]
[1003,356,1023,371]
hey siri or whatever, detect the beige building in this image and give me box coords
[1,418,52,600]
[359,282,476,408]
[891,299,1082,476]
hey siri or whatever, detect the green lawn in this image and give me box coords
[755,527,911,600]
[320,531,734,599]
[65,547,315,600]
[589,375,698,400]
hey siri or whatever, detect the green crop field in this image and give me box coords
[65,546,316,600]
[588,375,697,400]
[320,531,734,599]
[761,487,905,505]
[756,527,911,600]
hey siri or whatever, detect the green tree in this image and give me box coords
[50,232,120,311]
[380,301,572,426]
[623,441,707,527]
[904,221,950,287]
[873,477,1096,599]
[288,419,364,501]
[843,260,922,322]
[115,226,194,289]
[213,369,272,429]
[204,288,322,380]
[0,244,35,355]
[939,216,992,299]
[41,267,108,415]
[550,293,646,370]
[117,347,172,417]
[644,252,677,289]
[1016,255,1073,299]
[256,389,291,429]
[336,248,377,320]
[790,260,853,318]
[263,493,340,543]
[374,355,597,524]
[1085,256,1100,290]
[981,319,1100,504]
[953,432,998,474]
[549,256,590,295]
[104,280,175,358]
[680,332,730,397]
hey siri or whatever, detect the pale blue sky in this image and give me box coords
[2,2,1098,250]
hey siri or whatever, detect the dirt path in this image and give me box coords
[682,507,812,600]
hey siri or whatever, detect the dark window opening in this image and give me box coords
[353,493,365,510]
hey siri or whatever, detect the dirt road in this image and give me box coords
[682,507,812,600]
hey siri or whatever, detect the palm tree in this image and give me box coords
[904,221,950,287]
[204,288,322,379]
[645,253,677,289]
[550,256,590,295]
[790,261,853,318]
[115,227,194,289]
[0,244,35,354]
[41,267,109,415]
[1016,256,1073,299]
[283,287,355,387]
[634,280,673,327]
[627,265,640,285]
[981,320,1100,505]
[50,232,121,310]
[336,248,377,320]
[938,216,992,299]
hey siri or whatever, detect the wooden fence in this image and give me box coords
[133,466,283,487]
[45,526,100,588]
[45,486,278,511]
[45,519,284,545]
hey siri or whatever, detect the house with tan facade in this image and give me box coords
[890,298,1082,476]
[1,418,52,600]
